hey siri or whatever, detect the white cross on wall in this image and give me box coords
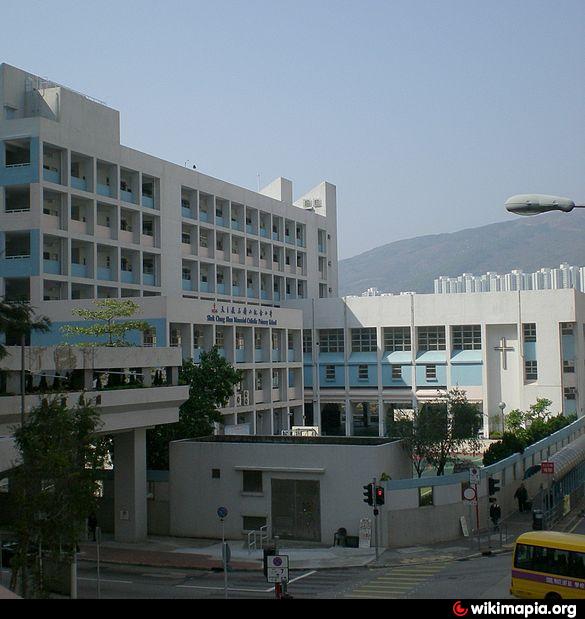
[494,337,514,370]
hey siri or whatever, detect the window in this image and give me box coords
[200,231,208,248]
[352,328,377,352]
[255,372,263,390]
[212,469,221,479]
[303,330,312,354]
[243,470,263,493]
[419,487,434,507]
[525,360,538,381]
[325,365,336,381]
[358,365,369,380]
[236,332,245,349]
[561,323,575,336]
[272,371,279,388]
[523,323,537,343]
[272,333,280,350]
[288,333,294,350]
[255,332,262,349]
[418,327,446,351]
[426,365,437,380]
[215,329,224,348]
[383,327,411,352]
[514,544,585,579]
[564,360,575,374]
[243,516,267,531]
[392,365,402,380]
[565,387,576,401]
[193,329,202,348]
[182,232,191,245]
[452,325,482,350]
[319,329,345,353]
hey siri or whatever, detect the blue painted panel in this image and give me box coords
[232,286,241,296]
[246,225,253,234]
[416,351,448,364]
[562,335,576,361]
[564,399,577,415]
[320,363,345,387]
[349,364,378,388]
[120,189,137,204]
[382,351,412,364]
[381,364,412,387]
[199,211,208,222]
[247,288,256,298]
[71,176,87,192]
[97,183,112,197]
[288,370,295,386]
[121,270,136,284]
[348,353,377,364]
[523,341,537,362]
[451,350,483,364]
[274,292,281,302]
[304,365,313,388]
[44,260,61,275]
[72,264,89,278]
[43,169,61,184]
[231,221,241,231]
[319,352,345,362]
[261,291,269,300]
[193,348,203,363]
[272,350,281,362]
[217,283,226,294]
[451,364,483,387]
[182,279,192,291]
[260,228,268,238]
[200,281,209,293]
[0,137,39,186]
[182,207,193,219]
[255,350,265,363]
[216,216,224,227]
[141,196,154,209]
[97,267,113,281]
[236,349,246,363]
[143,273,155,286]
[32,317,168,348]
[416,364,447,387]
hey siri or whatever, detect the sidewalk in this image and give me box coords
[78,502,584,573]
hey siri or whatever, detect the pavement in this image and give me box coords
[73,498,585,574]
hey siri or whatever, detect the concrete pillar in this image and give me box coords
[114,428,147,542]
[345,399,352,437]
[378,397,385,437]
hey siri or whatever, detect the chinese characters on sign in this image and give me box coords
[207,303,278,326]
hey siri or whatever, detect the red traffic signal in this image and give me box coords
[375,486,385,506]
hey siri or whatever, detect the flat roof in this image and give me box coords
[181,435,400,446]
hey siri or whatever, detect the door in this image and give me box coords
[271,479,321,542]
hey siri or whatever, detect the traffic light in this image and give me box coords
[488,477,501,496]
[375,486,385,506]
[363,483,373,506]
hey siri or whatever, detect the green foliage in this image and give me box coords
[0,299,51,359]
[486,398,576,466]
[392,388,482,477]
[9,396,108,598]
[61,299,151,347]
[147,348,243,470]
[483,432,527,466]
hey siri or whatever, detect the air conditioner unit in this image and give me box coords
[235,393,243,407]
[243,390,250,406]
[313,199,322,208]
[303,199,312,209]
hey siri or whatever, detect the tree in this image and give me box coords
[9,396,108,598]
[147,348,242,469]
[391,411,433,478]
[61,299,152,347]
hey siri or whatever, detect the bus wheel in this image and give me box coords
[545,593,562,602]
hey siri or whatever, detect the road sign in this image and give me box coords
[541,461,555,475]
[217,506,228,519]
[469,467,480,485]
[463,487,477,502]
[266,555,289,584]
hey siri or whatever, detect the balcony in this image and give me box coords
[247,288,256,299]
[97,183,113,198]
[43,260,61,275]
[231,220,241,231]
[142,195,154,209]
[71,263,89,278]
[121,270,137,284]
[97,267,114,281]
[261,290,269,300]
[70,220,89,235]
[216,216,225,227]
[285,235,293,245]
[182,279,193,292]
[141,234,154,248]
[143,273,156,286]
[42,214,60,230]
[217,283,226,294]
[236,349,246,363]
[96,224,113,239]
[199,211,209,222]
[232,285,241,296]
[200,281,209,293]
[272,349,281,362]
[274,292,281,302]
[120,189,137,205]
[297,239,305,248]
[246,224,254,234]
[182,207,194,219]
[255,350,265,363]
[43,168,61,184]
[260,227,268,238]
[71,176,87,192]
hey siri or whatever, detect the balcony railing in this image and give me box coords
[97,183,113,197]
[71,176,87,191]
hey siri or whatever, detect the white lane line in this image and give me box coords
[288,570,318,586]
[176,584,273,593]
[79,577,133,585]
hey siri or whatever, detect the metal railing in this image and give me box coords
[247,525,269,554]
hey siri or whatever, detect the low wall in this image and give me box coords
[383,417,585,547]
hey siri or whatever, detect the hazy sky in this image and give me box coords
[3,1,584,259]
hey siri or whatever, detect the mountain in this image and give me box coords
[338,211,585,296]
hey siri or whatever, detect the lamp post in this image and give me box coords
[498,402,506,436]
[505,194,584,217]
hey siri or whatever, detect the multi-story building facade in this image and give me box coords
[289,289,585,438]
[1,63,583,441]
[0,63,338,435]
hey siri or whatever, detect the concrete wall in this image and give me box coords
[169,438,411,545]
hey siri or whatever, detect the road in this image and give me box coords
[75,553,515,599]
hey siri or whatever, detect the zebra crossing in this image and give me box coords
[344,561,451,599]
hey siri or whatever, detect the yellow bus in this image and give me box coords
[512,531,585,600]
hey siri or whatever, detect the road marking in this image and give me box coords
[288,570,317,585]
[79,577,133,584]
[177,584,273,594]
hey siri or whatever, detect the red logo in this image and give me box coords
[453,602,469,617]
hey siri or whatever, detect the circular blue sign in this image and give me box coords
[217,506,228,519]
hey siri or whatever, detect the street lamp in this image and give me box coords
[498,402,506,435]
[505,194,584,217]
